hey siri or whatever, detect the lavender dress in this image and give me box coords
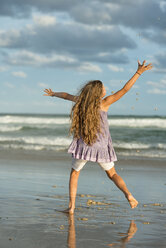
[67,110,117,163]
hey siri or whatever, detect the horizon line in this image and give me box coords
[0,112,165,117]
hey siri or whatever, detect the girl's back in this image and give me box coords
[67,109,117,163]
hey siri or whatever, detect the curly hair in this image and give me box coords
[68,80,104,146]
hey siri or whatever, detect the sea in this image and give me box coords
[0,113,166,159]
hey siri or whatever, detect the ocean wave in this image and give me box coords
[119,150,166,158]
[0,143,66,151]
[1,144,166,158]
[0,136,166,151]
[0,115,70,125]
[1,115,166,129]
[108,118,166,129]
[0,124,68,133]
[114,141,166,150]
[0,136,72,146]
[0,125,22,132]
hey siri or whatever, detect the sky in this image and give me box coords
[0,0,166,115]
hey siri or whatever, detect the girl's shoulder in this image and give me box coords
[100,102,109,112]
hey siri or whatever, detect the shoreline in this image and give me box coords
[0,149,165,167]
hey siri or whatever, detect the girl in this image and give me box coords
[44,60,152,214]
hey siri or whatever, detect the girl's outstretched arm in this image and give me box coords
[43,88,78,102]
[102,60,152,108]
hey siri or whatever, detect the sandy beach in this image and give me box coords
[0,150,166,248]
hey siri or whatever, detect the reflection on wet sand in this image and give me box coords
[108,220,138,247]
[67,215,137,248]
[67,215,76,248]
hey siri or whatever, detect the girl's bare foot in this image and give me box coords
[62,208,75,214]
[126,194,138,209]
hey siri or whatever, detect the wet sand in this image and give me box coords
[0,150,166,248]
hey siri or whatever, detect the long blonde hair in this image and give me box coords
[68,80,103,146]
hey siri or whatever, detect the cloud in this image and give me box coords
[70,3,113,25]
[38,82,49,88]
[12,71,27,78]
[0,29,20,46]
[147,79,166,88]
[77,63,102,73]
[5,50,76,66]
[4,50,101,72]
[0,0,165,74]
[108,64,124,72]
[147,77,166,95]
[0,22,136,53]
[0,21,136,69]
[148,88,166,95]
[0,0,76,17]
[142,29,166,46]
[33,15,56,27]
[70,1,166,31]
[159,1,166,12]
[70,52,129,64]
[0,66,8,72]
[4,82,15,88]
[0,0,165,54]
[0,0,165,32]
[133,85,139,89]
[152,52,166,73]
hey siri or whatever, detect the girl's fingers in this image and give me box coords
[146,63,153,67]
[142,60,146,65]
[145,64,153,71]
[43,88,53,96]
[44,89,49,93]
[44,88,53,95]
[137,60,152,72]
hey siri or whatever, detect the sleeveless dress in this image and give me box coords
[67,110,117,163]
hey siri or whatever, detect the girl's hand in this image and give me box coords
[137,60,153,75]
[43,88,55,97]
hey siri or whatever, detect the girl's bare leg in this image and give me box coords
[106,167,138,208]
[63,168,80,214]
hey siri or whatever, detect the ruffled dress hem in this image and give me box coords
[67,138,117,163]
